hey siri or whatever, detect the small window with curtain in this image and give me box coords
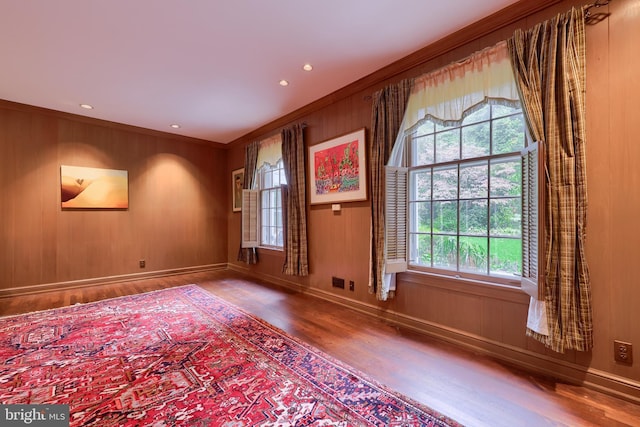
[242,134,287,250]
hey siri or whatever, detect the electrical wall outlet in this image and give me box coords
[332,276,345,289]
[349,281,354,291]
[139,259,146,268]
[614,340,633,364]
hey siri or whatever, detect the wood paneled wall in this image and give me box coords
[0,101,229,291]
[227,0,640,401]
[1,0,638,402]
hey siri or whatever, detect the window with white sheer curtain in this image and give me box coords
[386,40,540,287]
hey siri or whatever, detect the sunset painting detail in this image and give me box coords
[60,165,129,209]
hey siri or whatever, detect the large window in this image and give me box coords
[406,102,526,283]
[382,42,540,295]
[257,160,286,248]
[242,136,287,251]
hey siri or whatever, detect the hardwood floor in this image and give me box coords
[2,269,640,426]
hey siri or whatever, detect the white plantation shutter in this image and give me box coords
[385,166,408,273]
[241,189,260,248]
[521,141,544,299]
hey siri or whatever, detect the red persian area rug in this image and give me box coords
[0,285,462,426]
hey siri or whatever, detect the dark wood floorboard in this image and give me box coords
[2,269,639,426]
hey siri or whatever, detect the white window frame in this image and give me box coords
[242,160,287,250]
[386,102,540,288]
[258,160,286,249]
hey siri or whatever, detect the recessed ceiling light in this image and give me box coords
[303,64,313,71]
[279,79,289,87]
[79,104,94,110]
[170,124,181,129]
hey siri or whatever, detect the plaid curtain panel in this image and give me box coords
[281,124,309,276]
[369,79,413,301]
[508,7,593,352]
[238,140,260,264]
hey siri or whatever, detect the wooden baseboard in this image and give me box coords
[0,264,227,299]
[229,264,640,405]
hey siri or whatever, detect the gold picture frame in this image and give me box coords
[232,168,244,212]
[60,165,129,209]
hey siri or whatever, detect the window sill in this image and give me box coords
[258,246,285,255]
[400,270,530,304]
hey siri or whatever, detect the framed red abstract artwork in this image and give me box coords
[308,128,366,205]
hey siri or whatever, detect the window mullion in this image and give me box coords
[456,162,460,273]
[488,105,494,276]
[429,167,434,268]
[487,159,492,276]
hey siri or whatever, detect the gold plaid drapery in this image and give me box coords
[369,79,413,301]
[281,124,309,276]
[508,7,592,352]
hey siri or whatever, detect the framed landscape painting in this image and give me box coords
[60,165,129,209]
[308,128,367,205]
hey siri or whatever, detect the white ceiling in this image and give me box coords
[0,0,519,144]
